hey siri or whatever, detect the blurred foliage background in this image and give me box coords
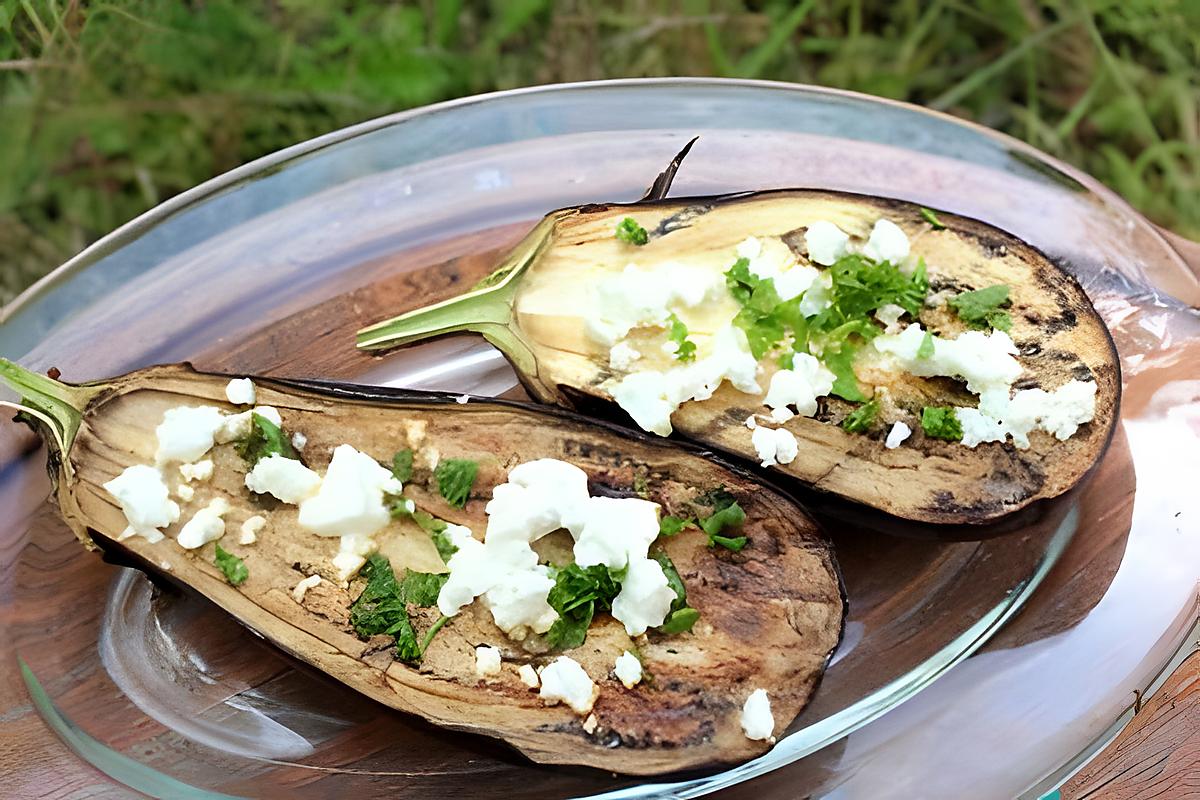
[1,0,1197,304]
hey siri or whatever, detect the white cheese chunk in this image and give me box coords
[332,533,376,582]
[292,574,321,602]
[956,379,1097,449]
[741,688,776,742]
[297,444,401,540]
[175,483,195,501]
[609,341,642,372]
[253,406,283,427]
[763,354,835,416]
[751,426,799,467]
[518,664,540,689]
[245,455,322,503]
[862,218,910,264]
[214,406,284,444]
[586,262,724,345]
[804,221,850,266]
[611,556,677,636]
[239,514,266,545]
[484,459,590,544]
[583,714,599,734]
[475,645,502,678]
[291,432,307,451]
[571,496,660,571]
[179,459,214,483]
[885,421,913,449]
[874,303,906,334]
[745,414,758,430]
[224,378,256,406]
[614,651,643,689]
[769,406,795,424]
[176,497,231,549]
[538,656,598,715]
[737,236,820,301]
[155,405,225,465]
[103,464,180,543]
[872,324,1022,405]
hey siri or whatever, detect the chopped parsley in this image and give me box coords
[841,398,879,434]
[693,488,748,552]
[235,412,297,466]
[391,448,414,483]
[659,515,695,537]
[917,330,936,359]
[652,550,700,634]
[349,554,449,664]
[921,406,964,441]
[545,563,622,650]
[666,312,697,362]
[920,207,946,230]
[434,458,478,509]
[214,544,248,586]
[615,217,649,246]
[947,284,1012,332]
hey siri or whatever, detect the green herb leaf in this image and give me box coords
[391,449,414,483]
[947,285,1012,332]
[545,563,622,650]
[666,312,697,362]
[214,544,248,586]
[235,412,297,466]
[917,330,936,359]
[350,554,449,664]
[434,458,478,509]
[697,496,747,551]
[920,207,946,230]
[651,551,699,634]
[658,607,700,634]
[708,533,748,552]
[659,515,695,536]
[842,398,879,434]
[921,406,964,441]
[822,340,868,402]
[615,217,648,246]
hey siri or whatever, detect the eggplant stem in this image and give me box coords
[0,359,94,454]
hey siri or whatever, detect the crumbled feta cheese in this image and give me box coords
[611,556,677,636]
[764,355,835,416]
[873,324,1022,406]
[224,378,256,406]
[737,236,820,301]
[538,656,597,715]
[297,444,402,541]
[518,664,540,688]
[292,574,321,602]
[215,410,251,443]
[798,271,834,316]
[586,262,725,345]
[179,459,214,483]
[485,459,590,543]
[609,323,761,436]
[885,421,913,449]
[239,514,266,545]
[104,464,180,544]
[176,497,231,549]
[805,221,850,266]
[159,560,171,571]
[455,394,470,404]
[874,303,906,334]
[245,455,322,503]
[253,406,282,427]
[769,406,795,424]
[752,426,799,467]
[582,714,599,734]
[956,379,1097,449]
[332,533,376,582]
[862,219,910,264]
[291,431,307,451]
[745,415,758,430]
[175,483,195,501]
[741,688,775,742]
[614,651,643,688]
[571,496,660,570]
[155,405,225,465]
[609,341,642,372]
[475,645,502,677]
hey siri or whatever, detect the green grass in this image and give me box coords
[1,0,1197,304]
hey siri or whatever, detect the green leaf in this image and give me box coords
[659,515,695,536]
[841,398,879,434]
[666,312,697,362]
[544,563,622,650]
[658,607,700,634]
[651,550,699,633]
[823,342,867,402]
[917,330,936,359]
[615,216,648,246]
[920,207,946,230]
[921,406,964,441]
[947,285,1012,331]
[434,458,478,509]
[696,494,747,551]
[349,554,449,663]
[698,501,745,537]
[235,412,297,466]
[391,448,414,483]
[708,533,748,552]
[214,544,248,586]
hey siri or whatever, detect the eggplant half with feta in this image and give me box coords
[358,145,1120,524]
[0,359,844,775]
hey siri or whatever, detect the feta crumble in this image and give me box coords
[874,303,906,334]
[873,324,1022,407]
[239,514,266,545]
[292,574,321,602]
[224,378,256,406]
[751,425,799,467]
[609,341,642,372]
[475,645,502,677]
[103,464,180,544]
[956,379,1097,449]
[175,483,195,501]
[571,496,660,570]
[518,664,540,689]
[745,414,758,430]
[298,444,402,539]
[862,219,910,265]
[455,394,470,404]
[737,236,821,301]
[291,431,308,451]
[614,651,643,688]
[740,688,775,742]
[179,459,214,483]
[538,656,597,715]
[610,556,677,636]
[804,221,850,266]
[585,262,725,345]
[245,454,322,503]
[176,497,231,549]
[763,355,835,417]
[885,421,913,449]
[154,405,225,465]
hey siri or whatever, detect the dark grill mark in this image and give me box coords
[653,204,715,236]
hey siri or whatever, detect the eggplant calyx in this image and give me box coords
[0,359,95,456]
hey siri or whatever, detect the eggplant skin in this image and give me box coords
[42,364,845,775]
[499,189,1121,524]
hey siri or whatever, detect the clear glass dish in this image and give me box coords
[1,79,1197,799]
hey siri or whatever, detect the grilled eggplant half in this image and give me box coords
[0,359,844,775]
[358,150,1119,524]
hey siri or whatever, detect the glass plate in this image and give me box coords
[2,79,1197,799]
